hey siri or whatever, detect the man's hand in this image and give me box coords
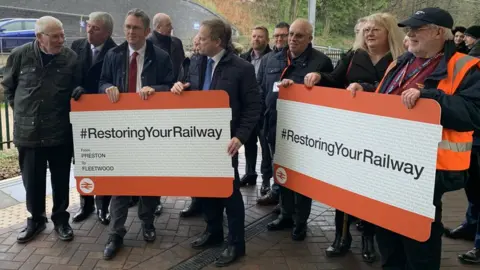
[304,72,321,88]
[71,86,85,101]
[171,82,190,95]
[280,79,294,88]
[105,86,120,103]
[227,137,242,156]
[139,86,155,100]
[401,88,421,109]
[346,83,364,97]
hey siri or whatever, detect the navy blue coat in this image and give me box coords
[99,40,174,93]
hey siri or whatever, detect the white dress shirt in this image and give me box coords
[210,49,226,74]
[128,43,147,92]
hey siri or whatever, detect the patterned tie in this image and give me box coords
[128,52,138,93]
[91,48,99,65]
[202,58,214,90]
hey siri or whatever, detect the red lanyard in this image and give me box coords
[280,51,292,80]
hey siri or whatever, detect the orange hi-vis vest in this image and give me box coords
[376,52,480,171]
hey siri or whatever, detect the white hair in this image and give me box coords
[88,12,114,34]
[35,16,63,35]
[427,24,454,41]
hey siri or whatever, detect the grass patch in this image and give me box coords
[0,148,20,180]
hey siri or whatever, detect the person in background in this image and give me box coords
[178,34,202,218]
[255,21,290,211]
[239,26,272,196]
[464,25,480,57]
[452,26,469,53]
[306,12,405,263]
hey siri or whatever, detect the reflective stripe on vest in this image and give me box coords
[376,53,480,171]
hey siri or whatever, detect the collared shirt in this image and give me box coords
[90,43,104,63]
[250,50,262,75]
[210,49,226,74]
[128,42,147,92]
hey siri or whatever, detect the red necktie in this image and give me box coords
[128,52,138,93]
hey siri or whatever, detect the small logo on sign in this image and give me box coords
[276,167,287,184]
[79,178,94,194]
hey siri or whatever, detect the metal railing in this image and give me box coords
[0,100,12,150]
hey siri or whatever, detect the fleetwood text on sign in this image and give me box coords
[70,91,233,198]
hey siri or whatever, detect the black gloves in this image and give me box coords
[71,86,85,101]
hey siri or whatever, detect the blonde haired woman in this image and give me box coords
[304,12,405,263]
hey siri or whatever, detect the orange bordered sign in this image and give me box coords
[70,91,233,198]
[273,84,442,242]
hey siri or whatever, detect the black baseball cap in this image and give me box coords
[398,7,454,29]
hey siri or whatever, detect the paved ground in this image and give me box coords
[0,148,478,269]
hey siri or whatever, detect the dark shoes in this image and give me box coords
[444,225,475,241]
[191,231,224,249]
[325,233,352,258]
[17,218,47,243]
[142,224,156,242]
[361,235,376,263]
[292,224,307,241]
[260,178,271,196]
[256,191,279,206]
[154,203,163,216]
[267,217,294,231]
[239,174,257,186]
[97,210,111,225]
[459,248,480,264]
[180,198,201,218]
[54,223,74,241]
[72,207,94,223]
[215,245,245,267]
[104,235,123,260]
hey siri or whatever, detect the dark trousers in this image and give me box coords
[280,186,312,225]
[109,196,159,238]
[334,210,375,236]
[18,144,73,225]
[376,170,465,269]
[200,165,245,249]
[80,195,112,212]
[464,146,480,248]
[243,126,272,179]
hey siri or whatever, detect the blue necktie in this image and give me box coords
[202,58,214,90]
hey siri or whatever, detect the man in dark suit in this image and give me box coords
[171,18,261,267]
[147,12,186,216]
[70,11,117,225]
[98,8,174,260]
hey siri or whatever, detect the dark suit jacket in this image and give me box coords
[147,31,185,81]
[99,40,174,93]
[71,37,117,94]
[186,49,261,146]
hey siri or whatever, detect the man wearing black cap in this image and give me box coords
[465,26,480,57]
[348,7,480,269]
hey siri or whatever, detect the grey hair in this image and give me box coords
[427,24,454,40]
[152,13,170,29]
[35,16,63,35]
[88,12,114,34]
[126,8,150,30]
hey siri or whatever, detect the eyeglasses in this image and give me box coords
[41,32,65,40]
